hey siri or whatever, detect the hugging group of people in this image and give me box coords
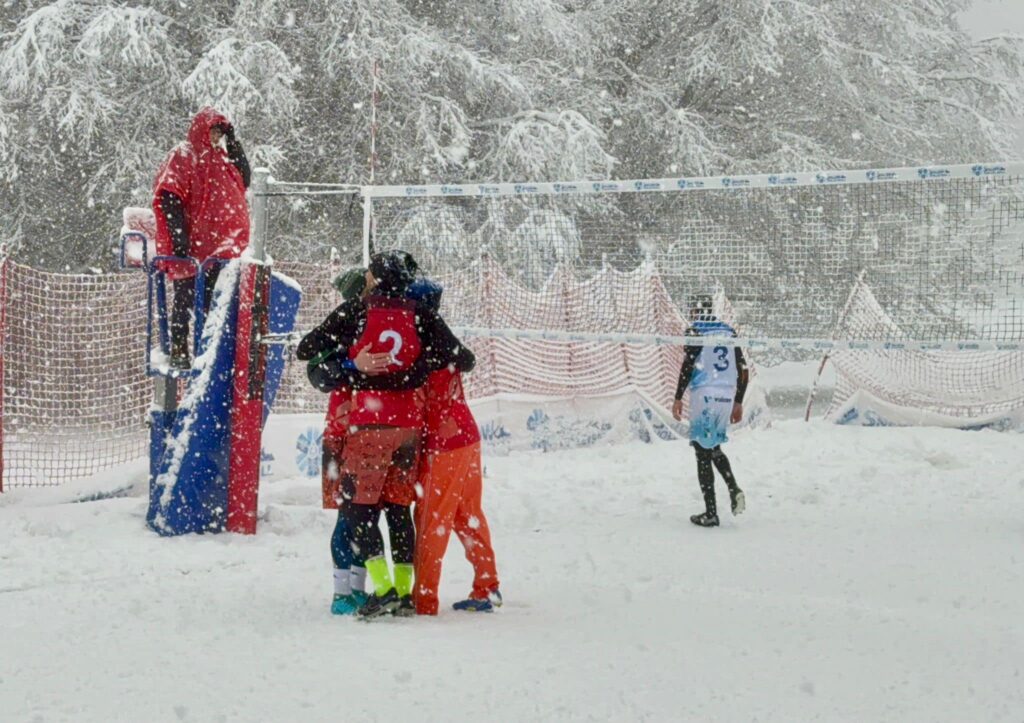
[297,251,501,620]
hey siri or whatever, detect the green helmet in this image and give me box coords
[332,267,367,301]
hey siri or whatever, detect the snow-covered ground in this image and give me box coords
[2,420,1022,722]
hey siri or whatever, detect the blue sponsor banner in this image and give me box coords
[363,162,1024,199]
[865,169,899,182]
[971,164,1007,177]
[917,167,951,179]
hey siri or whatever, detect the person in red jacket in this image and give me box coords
[409,280,501,615]
[152,107,251,369]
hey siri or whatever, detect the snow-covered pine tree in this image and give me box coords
[0,0,1020,270]
[600,0,1023,177]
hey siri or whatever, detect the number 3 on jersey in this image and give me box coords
[712,346,730,372]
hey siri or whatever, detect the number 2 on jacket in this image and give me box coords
[379,330,403,365]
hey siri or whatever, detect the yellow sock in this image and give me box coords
[393,563,414,597]
[365,556,393,596]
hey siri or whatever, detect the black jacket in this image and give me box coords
[296,296,474,391]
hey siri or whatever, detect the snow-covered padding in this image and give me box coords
[120,206,157,268]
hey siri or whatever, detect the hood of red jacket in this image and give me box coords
[187,107,231,153]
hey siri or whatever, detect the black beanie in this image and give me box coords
[369,250,418,297]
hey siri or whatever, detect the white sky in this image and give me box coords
[961,0,1024,38]
[962,0,1024,157]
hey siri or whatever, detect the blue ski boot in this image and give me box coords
[330,590,368,615]
[331,594,360,616]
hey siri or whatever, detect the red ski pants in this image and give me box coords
[413,443,499,615]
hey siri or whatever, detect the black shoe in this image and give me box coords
[356,588,400,620]
[394,594,416,617]
[730,488,745,516]
[690,511,719,527]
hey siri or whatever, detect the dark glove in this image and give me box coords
[306,348,356,393]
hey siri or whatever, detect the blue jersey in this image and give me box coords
[688,319,738,391]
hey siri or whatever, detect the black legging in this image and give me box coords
[171,264,222,355]
[693,443,739,516]
[341,502,414,564]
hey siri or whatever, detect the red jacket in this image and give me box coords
[347,297,425,429]
[324,385,353,440]
[152,107,249,279]
[424,367,480,453]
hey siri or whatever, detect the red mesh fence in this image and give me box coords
[1,259,149,487]
[273,256,750,421]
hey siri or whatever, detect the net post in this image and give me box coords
[361,188,372,266]
[149,375,177,486]
[251,168,271,262]
[0,247,7,493]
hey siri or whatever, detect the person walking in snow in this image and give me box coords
[152,107,251,369]
[672,295,749,527]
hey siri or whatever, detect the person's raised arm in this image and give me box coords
[224,125,251,188]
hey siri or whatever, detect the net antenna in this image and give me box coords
[363,58,383,266]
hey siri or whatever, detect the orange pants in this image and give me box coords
[413,442,499,615]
